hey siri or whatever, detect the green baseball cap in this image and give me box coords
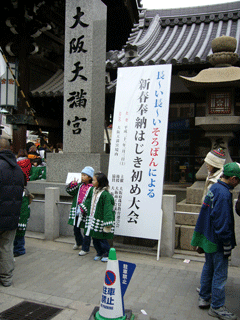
[223,162,240,179]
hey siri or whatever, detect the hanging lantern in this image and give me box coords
[0,62,18,110]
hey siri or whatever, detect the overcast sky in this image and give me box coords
[141,0,239,9]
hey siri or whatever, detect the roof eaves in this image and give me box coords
[146,1,240,19]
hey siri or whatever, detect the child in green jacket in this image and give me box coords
[80,172,115,262]
[66,166,94,256]
[14,174,33,257]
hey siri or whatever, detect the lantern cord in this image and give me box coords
[0,47,45,140]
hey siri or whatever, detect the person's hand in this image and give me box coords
[196,246,204,254]
[103,226,112,233]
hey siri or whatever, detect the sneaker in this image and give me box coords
[73,244,80,250]
[94,255,102,261]
[0,280,12,287]
[198,297,210,309]
[208,306,237,320]
[14,252,25,257]
[101,257,108,262]
[79,250,89,256]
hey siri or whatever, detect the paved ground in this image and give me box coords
[0,235,240,320]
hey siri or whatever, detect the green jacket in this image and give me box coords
[29,166,46,181]
[80,187,115,239]
[16,190,30,237]
[66,182,92,227]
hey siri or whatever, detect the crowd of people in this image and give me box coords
[1,136,240,320]
[0,136,60,286]
[0,137,49,263]
[0,136,115,288]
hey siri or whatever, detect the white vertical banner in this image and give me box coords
[108,65,172,240]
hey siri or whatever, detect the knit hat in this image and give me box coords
[81,166,94,178]
[204,148,225,169]
[223,162,240,179]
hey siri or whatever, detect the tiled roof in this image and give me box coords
[31,2,240,97]
[106,1,240,67]
[31,69,64,97]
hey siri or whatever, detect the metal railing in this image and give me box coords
[174,210,199,215]
[32,199,72,205]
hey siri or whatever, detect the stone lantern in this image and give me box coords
[180,35,240,205]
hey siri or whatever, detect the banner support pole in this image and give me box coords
[157,209,163,261]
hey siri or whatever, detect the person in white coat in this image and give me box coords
[201,148,226,203]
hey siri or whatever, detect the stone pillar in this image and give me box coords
[180,36,240,206]
[45,187,60,240]
[46,0,108,182]
[161,195,176,257]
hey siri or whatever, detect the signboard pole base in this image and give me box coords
[157,209,163,261]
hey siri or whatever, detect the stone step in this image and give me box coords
[175,200,200,251]
[175,224,195,251]
[177,199,201,215]
[175,210,199,226]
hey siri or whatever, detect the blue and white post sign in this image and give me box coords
[96,249,136,320]
[118,260,136,313]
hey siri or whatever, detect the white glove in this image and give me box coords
[103,226,112,233]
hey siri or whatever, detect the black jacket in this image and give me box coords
[0,150,24,231]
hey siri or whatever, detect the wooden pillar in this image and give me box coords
[12,5,29,154]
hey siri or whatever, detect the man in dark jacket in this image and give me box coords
[191,162,240,320]
[0,137,24,286]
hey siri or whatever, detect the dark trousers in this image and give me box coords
[200,251,228,309]
[14,236,25,255]
[93,238,110,257]
[74,225,83,246]
[73,226,91,252]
